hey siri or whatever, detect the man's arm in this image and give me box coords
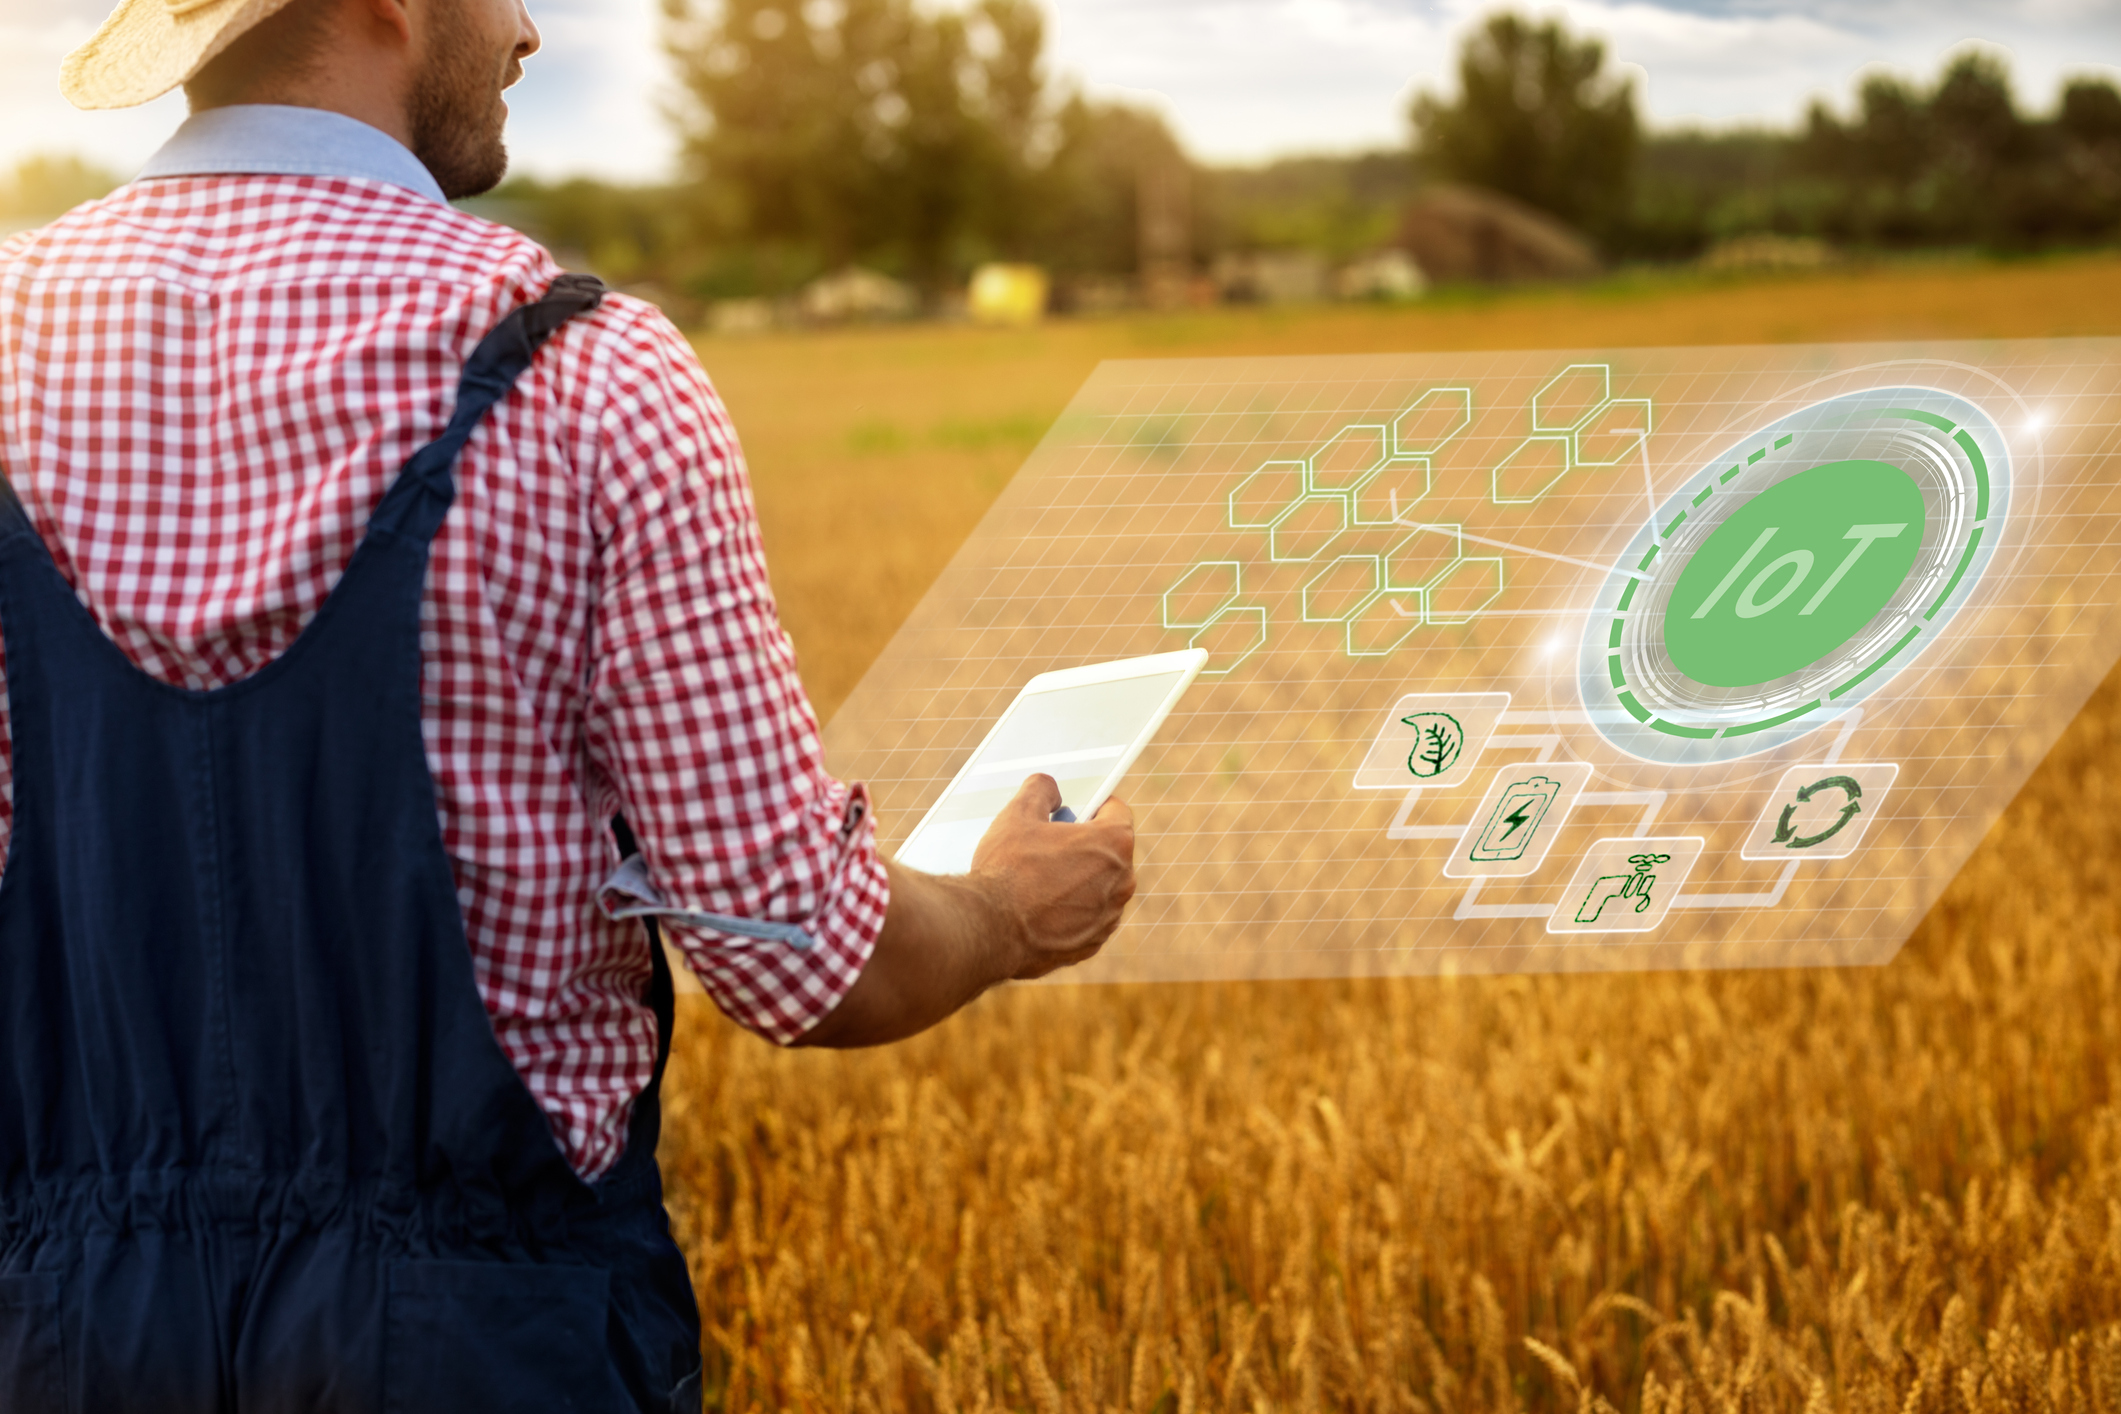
[575,301,1130,1044]
[797,773,1136,1048]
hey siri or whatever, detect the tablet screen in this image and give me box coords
[896,668,1193,875]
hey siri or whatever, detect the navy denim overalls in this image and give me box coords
[0,275,704,1412]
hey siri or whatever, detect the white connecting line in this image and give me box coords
[1636,424,1660,529]
[1388,492,1649,583]
[1663,709,1861,911]
[1378,416,1657,614]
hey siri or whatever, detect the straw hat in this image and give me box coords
[61,0,302,111]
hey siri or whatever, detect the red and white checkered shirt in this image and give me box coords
[0,121,887,1180]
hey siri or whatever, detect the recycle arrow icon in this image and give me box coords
[1773,774,1864,850]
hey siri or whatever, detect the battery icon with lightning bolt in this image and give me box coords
[1468,775,1566,863]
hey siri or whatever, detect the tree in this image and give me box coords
[662,0,1064,295]
[1790,51,2120,250]
[2055,78,2121,240]
[1410,14,1639,243]
[0,155,121,218]
[1030,97,1191,281]
[1202,152,1416,265]
[662,0,880,274]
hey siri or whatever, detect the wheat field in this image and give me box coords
[660,254,2121,1413]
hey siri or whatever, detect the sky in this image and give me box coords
[0,0,2116,186]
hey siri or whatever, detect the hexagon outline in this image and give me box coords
[1227,460,1308,530]
[1382,523,1464,593]
[1425,557,1506,626]
[1391,388,1474,457]
[1490,435,1575,506]
[1532,364,1613,434]
[1190,604,1269,676]
[1573,398,1655,467]
[1350,457,1432,526]
[1345,589,1425,657]
[1305,423,1391,495]
[1162,560,1243,631]
[1300,554,1384,623]
[1267,492,1350,564]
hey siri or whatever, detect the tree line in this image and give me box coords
[501,0,1426,304]
[1409,14,2121,261]
[5,5,2117,304]
[592,0,1184,301]
[534,4,2121,304]
[0,156,128,224]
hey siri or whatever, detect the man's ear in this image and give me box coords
[350,0,416,47]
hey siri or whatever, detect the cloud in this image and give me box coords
[1477,0,1870,127]
[0,6,189,179]
[1041,0,1452,159]
[0,0,674,185]
[1045,0,2121,159]
[1596,0,2121,123]
[502,0,678,181]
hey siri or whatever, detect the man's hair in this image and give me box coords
[185,0,339,110]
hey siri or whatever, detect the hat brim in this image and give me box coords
[62,0,300,111]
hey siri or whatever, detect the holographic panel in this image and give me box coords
[821,342,2121,982]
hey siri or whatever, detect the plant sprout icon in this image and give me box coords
[1574,853,1673,924]
[1402,713,1465,779]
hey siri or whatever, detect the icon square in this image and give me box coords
[1351,692,1510,792]
[1546,837,1706,936]
[1738,763,1901,861]
[1442,762,1594,879]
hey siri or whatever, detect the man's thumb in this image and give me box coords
[1007,773,1063,820]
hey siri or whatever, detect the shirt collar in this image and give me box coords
[137,105,448,206]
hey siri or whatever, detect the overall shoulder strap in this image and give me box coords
[367,272,607,545]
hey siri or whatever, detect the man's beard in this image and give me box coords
[407,1,516,200]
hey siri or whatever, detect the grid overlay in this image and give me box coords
[823,342,2121,983]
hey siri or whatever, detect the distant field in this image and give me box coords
[703,252,2121,716]
[663,252,2121,1412]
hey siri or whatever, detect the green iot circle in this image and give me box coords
[1581,385,2007,766]
[1661,460,1928,687]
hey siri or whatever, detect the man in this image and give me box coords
[0,0,1135,1409]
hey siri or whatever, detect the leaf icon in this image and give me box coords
[1402,712,1465,779]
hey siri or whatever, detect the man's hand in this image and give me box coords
[797,775,1137,1048]
[970,774,1136,980]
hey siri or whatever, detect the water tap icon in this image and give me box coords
[1574,853,1673,924]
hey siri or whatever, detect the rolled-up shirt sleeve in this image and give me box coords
[577,303,886,1043]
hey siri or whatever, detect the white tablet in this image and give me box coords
[894,649,1209,876]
